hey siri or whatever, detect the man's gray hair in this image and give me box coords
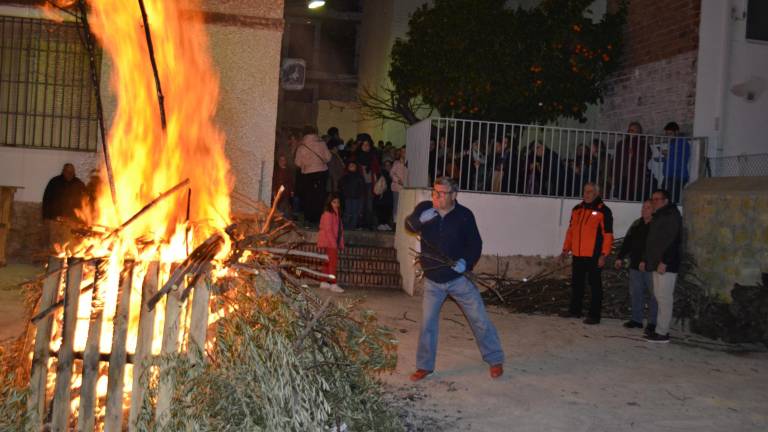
[583,182,601,194]
[433,176,459,192]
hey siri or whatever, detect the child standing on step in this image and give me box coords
[318,193,345,293]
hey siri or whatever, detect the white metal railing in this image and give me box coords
[406,118,707,204]
[707,153,768,177]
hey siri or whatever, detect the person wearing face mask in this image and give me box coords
[405,176,504,382]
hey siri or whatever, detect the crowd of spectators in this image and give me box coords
[273,126,408,231]
[428,121,691,203]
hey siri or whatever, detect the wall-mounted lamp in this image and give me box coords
[308,0,326,9]
[730,76,765,102]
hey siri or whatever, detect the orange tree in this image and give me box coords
[381,0,626,124]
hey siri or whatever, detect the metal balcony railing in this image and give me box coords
[707,153,768,177]
[406,118,707,204]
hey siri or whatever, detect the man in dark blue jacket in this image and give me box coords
[405,177,504,381]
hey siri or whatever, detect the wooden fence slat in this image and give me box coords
[77,259,106,432]
[188,275,210,356]
[50,258,84,432]
[156,280,185,426]
[28,257,64,422]
[104,260,134,432]
[128,261,158,432]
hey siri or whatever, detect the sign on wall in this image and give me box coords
[280,58,306,90]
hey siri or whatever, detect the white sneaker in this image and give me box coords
[319,282,331,290]
[329,284,344,293]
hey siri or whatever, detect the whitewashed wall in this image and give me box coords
[395,188,644,295]
[0,2,283,205]
[694,0,768,157]
[0,147,98,202]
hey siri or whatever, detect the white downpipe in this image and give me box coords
[714,0,734,158]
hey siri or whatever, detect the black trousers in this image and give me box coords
[569,257,603,320]
[300,170,328,224]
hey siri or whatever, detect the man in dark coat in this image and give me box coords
[615,199,657,333]
[405,176,504,381]
[640,189,683,343]
[42,163,86,252]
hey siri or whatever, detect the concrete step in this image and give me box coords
[290,242,402,290]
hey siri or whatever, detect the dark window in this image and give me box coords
[0,15,101,152]
[316,20,357,75]
[746,0,768,42]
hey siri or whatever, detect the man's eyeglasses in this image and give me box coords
[431,190,454,197]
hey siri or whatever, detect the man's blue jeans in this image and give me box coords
[629,269,657,325]
[417,276,504,371]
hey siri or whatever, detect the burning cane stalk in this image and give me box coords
[137,0,167,129]
[75,0,119,215]
[261,185,285,234]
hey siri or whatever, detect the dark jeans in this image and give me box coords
[300,171,328,224]
[569,257,603,320]
[343,197,362,229]
[361,184,375,228]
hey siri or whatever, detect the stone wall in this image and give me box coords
[683,177,768,297]
[6,201,47,264]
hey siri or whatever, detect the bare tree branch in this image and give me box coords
[358,84,433,126]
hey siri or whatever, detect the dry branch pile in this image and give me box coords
[1,193,403,431]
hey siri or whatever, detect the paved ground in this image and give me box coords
[343,287,768,432]
[0,263,39,346]
[2,264,766,432]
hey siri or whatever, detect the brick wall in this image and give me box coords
[615,0,701,68]
[595,0,701,134]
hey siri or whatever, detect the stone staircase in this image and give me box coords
[288,229,402,291]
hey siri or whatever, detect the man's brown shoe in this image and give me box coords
[490,364,504,379]
[409,369,433,382]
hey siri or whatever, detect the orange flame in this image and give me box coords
[87,0,232,246]
[42,0,235,426]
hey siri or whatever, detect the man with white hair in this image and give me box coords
[561,182,614,324]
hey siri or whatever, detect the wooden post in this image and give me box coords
[77,259,106,432]
[156,274,185,426]
[187,274,210,356]
[128,261,158,432]
[104,260,134,432]
[50,258,84,432]
[28,256,64,422]
[0,186,17,266]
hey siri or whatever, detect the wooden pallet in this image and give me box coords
[28,257,211,431]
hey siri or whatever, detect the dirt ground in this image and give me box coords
[2,264,766,432]
[0,263,39,346]
[347,288,768,432]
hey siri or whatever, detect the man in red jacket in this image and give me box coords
[561,182,614,324]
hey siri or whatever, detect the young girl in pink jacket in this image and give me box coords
[318,193,344,293]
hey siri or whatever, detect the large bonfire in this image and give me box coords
[0,1,400,431]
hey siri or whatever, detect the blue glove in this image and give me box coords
[451,258,467,274]
[419,208,439,224]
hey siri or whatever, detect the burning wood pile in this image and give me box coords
[1,200,401,430]
[1,0,401,430]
